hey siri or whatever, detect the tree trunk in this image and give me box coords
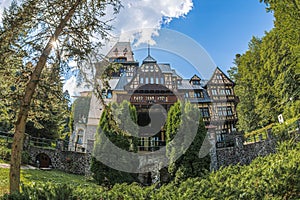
[9,0,82,193]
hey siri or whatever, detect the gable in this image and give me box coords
[207,67,234,86]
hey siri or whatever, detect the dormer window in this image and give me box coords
[194,91,203,98]
[192,80,200,85]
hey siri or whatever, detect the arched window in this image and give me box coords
[150,77,154,84]
[156,77,159,84]
[77,129,84,145]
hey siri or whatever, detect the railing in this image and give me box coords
[138,139,166,152]
[0,131,70,151]
[0,131,13,148]
[244,117,300,143]
[211,95,238,102]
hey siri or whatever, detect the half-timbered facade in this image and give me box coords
[70,42,238,152]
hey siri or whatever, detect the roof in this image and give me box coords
[108,78,120,90]
[178,80,203,90]
[142,55,157,63]
[114,73,129,90]
[205,67,235,87]
[106,42,134,61]
[172,70,182,79]
[158,64,173,73]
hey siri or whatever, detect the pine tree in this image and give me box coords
[91,101,139,186]
[0,0,122,192]
[165,102,210,183]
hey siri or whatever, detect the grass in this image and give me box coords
[0,167,101,197]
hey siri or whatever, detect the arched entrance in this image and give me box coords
[36,153,51,168]
[130,84,178,152]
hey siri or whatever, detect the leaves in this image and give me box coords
[229,0,300,132]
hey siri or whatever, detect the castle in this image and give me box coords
[69,42,238,153]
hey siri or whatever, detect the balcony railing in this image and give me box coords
[138,139,166,152]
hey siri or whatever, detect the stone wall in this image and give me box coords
[28,146,91,175]
[216,138,276,169]
[26,134,280,176]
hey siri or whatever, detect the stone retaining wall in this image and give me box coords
[216,139,276,169]
[28,146,91,175]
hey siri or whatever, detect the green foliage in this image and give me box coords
[1,141,299,199]
[90,157,137,187]
[165,101,210,183]
[71,96,91,125]
[91,101,138,186]
[230,0,300,132]
[153,140,300,199]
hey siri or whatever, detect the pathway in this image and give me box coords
[0,163,37,169]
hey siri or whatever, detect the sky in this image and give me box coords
[0,0,274,96]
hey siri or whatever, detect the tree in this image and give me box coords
[228,1,299,133]
[91,101,138,186]
[165,102,210,183]
[0,0,122,192]
[232,37,262,132]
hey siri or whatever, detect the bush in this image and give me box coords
[0,146,11,161]
[1,141,299,199]
[90,157,137,186]
[1,183,76,200]
[21,152,30,165]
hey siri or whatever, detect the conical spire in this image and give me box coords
[143,43,156,64]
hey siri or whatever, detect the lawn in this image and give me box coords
[0,167,101,197]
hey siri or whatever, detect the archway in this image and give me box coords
[36,153,51,168]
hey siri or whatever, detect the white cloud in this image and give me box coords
[63,76,91,98]
[0,0,194,96]
[111,0,193,46]
[1,0,193,44]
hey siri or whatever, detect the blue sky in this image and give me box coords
[0,0,275,94]
[132,0,274,79]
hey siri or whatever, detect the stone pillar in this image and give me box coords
[84,139,95,176]
[234,134,244,149]
[207,129,217,171]
[56,139,64,151]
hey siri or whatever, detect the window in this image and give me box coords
[145,77,149,84]
[216,74,222,80]
[150,66,154,72]
[185,92,189,98]
[194,91,202,98]
[77,130,84,145]
[156,77,159,84]
[216,130,223,142]
[212,89,217,95]
[217,107,227,116]
[200,108,210,118]
[160,77,164,84]
[140,77,144,84]
[150,77,154,84]
[218,107,223,116]
[192,80,200,85]
[226,107,233,116]
[225,89,231,95]
[77,136,83,144]
[219,89,225,95]
[217,107,233,116]
[107,90,112,99]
